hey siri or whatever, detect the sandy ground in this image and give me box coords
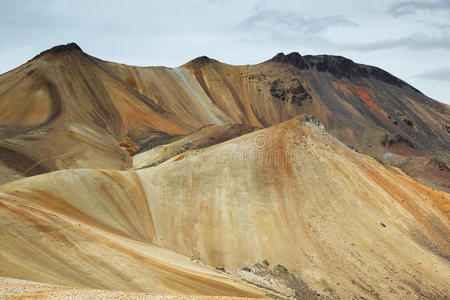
[0,276,263,299]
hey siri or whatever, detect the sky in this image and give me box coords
[1,0,449,104]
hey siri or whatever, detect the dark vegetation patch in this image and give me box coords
[427,157,449,172]
[403,119,414,127]
[394,110,415,128]
[444,125,450,134]
[245,73,267,81]
[381,134,414,148]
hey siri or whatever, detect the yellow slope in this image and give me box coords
[0,116,448,298]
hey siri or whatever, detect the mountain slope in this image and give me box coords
[0,117,448,299]
[135,116,450,298]
[104,50,449,160]
[1,44,447,190]
[0,168,266,297]
[0,44,188,184]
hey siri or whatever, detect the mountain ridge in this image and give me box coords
[0,116,448,298]
[0,43,449,299]
[0,43,448,190]
[31,42,84,60]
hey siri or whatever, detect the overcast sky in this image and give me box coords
[1,0,449,104]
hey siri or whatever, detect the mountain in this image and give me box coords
[0,116,448,298]
[0,43,449,299]
[0,43,448,191]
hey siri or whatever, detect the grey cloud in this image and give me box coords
[410,19,450,31]
[415,67,450,81]
[0,0,449,104]
[204,0,236,5]
[338,32,450,51]
[236,9,358,44]
[389,0,450,17]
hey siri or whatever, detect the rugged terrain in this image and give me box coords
[0,43,448,189]
[0,43,449,299]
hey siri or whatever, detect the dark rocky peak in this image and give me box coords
[270,53,362,78]
[270,52,412,90]
[184,55,217,68]
[270,52,308,69]
[302,55,358,76]
[32,43,83,60]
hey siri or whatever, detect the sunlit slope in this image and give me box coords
[103,56,309,128]
[105,52,449,161]
[0,117,448,298]
[133,124,257,169]
[0,170,265,297]
[100,60,234,128]
[135,117,449,298]
[0,44,448,189]
[105,52,450,191]
[0,44,187,182]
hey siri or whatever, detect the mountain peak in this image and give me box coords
[270,51,409,89]
[270,52,308,69]
[183,55,217,68]
[32,42,83,60]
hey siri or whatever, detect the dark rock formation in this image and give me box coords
[270,52,416,90]
[270,78,311,106]
[184,55,215,68]
[242,261,321,299]
[270,52,309,69]
[32,43,82,60]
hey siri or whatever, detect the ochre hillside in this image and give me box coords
[0,117,448,298]
[0,43,448,189]
[0,43,449,299]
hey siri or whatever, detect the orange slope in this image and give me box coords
[0,117,448,298]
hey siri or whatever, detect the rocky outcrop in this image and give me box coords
[183,55,216,68]
[32,42,83,60]
[269,78,311,106]
[270,52,414,89]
